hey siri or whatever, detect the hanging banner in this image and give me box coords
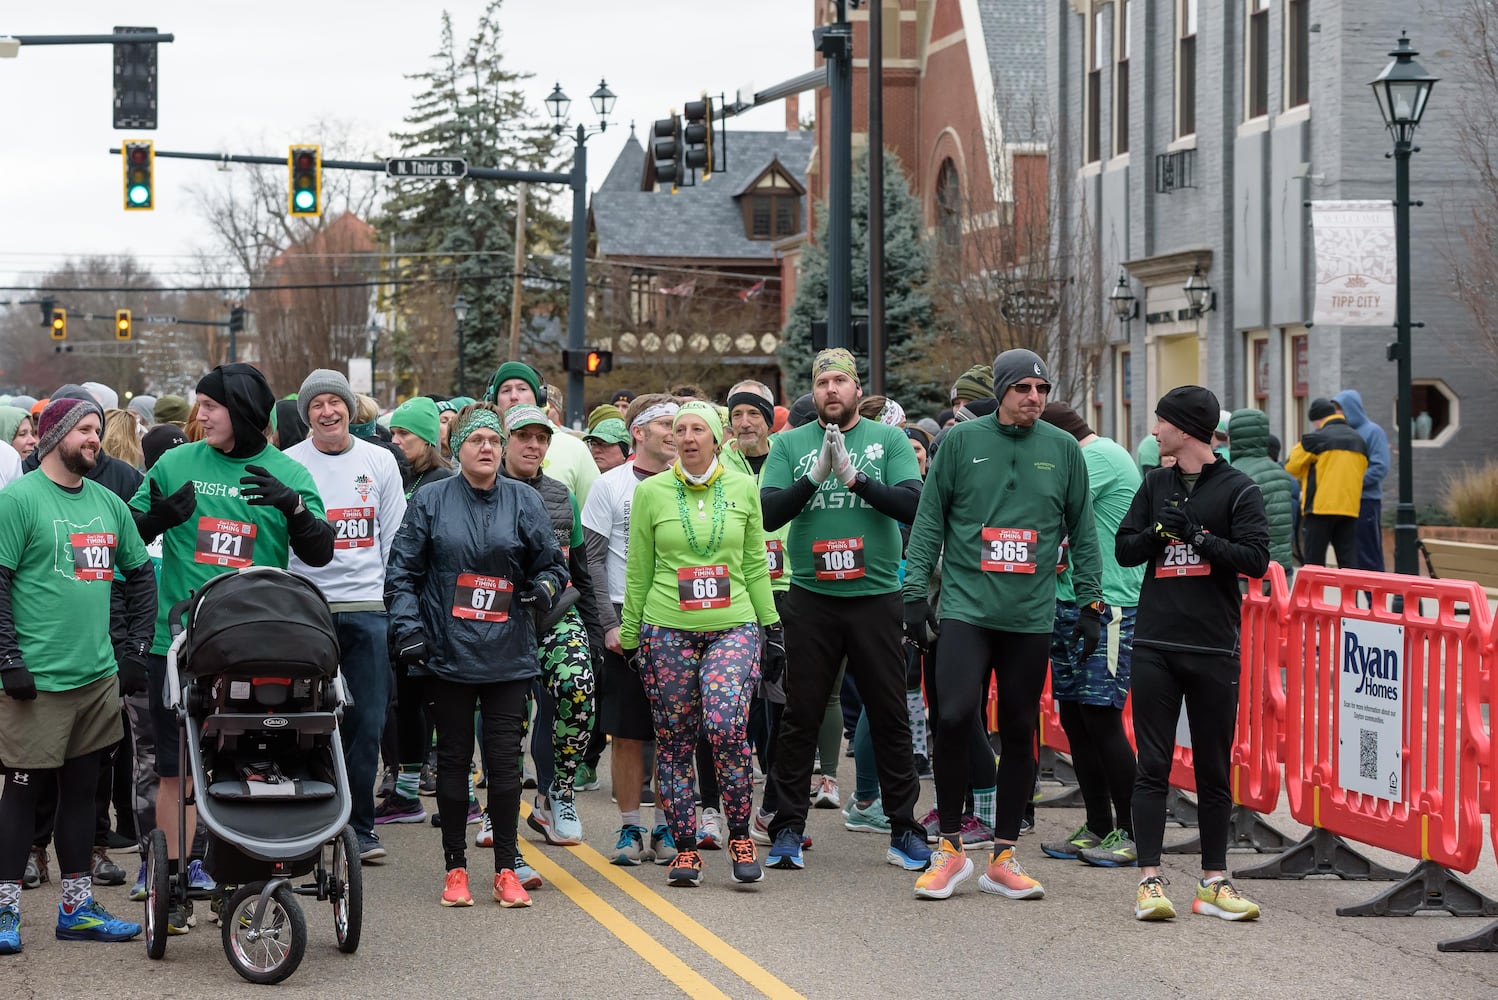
[1311,200,1396,328]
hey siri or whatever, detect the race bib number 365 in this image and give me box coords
[812,537,865,581]
[329,506,375,549]
[452,573,513,621]
[1156,541,1210,578]
[981,527,1037,574]
[678,565,731,611]
[194,517,257,569]
[71,532,116,581]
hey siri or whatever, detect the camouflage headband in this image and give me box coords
[812,348,859,383]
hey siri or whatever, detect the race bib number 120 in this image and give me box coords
[71,532,116,581]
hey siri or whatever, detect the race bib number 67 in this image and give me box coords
[452,573,513,621]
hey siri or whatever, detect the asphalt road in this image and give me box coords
[8,758,1498,999]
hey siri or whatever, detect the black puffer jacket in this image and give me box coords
[384,473,568,684]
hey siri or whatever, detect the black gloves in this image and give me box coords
[904,599,937,648]
[621,648,642,672]
[1,659,37,701]
[393,633,429,672]
[135,480,197,542]
[1155,504,1202,544]
[761,624,787,685]
[518,579,557,621]
[1073,602,1105,663]
[240,465,303,517]
[115,640,149,696]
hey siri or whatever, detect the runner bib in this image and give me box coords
[328,506,375,549]
[765,539,784,580]
[980,527,1038,574]
[812,537,865,581]
[1156,541,1211,578]
[194,517,258,569]
[71,532,116,581]
[677,565,731,611]
[452,573,513,621]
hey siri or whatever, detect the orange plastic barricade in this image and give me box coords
[1231,563,1289,814]
[1439,615,1498,950]
[1237,567,1494,919]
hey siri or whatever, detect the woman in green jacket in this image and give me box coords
[620,401,782,889]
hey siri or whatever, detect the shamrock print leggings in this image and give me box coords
[639,622,761,851]
[520,608,596,797]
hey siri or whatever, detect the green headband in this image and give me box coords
[451,409,504,454]
[674,399,724,444]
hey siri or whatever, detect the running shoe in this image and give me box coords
[494,870,532,908]
[357,835,388,863]
[513,853,543,891]
[1191,878,1260,921]
[728,837,762,884]
[550,794,583,846]
[1018,816,1035,836]
[1135,875,1176,920]
[750,808,774,846]
[766,828,804,870]
[522,767,537,790]
[186,859,216,898]
[639,784,656,807]
[475,809,494,848]
[913,753,934,780]
[441,868,473,907]
[958,816,995,851]
[527,795,555,842]
[887,829,933,871]
[54,899,142,942]
[91,846,126,887]
[919,807,941,844]
[1080,829,1137,868]
[0,906,19,955]
[574,763,601,791]
[913,839,973,900]
[650,825,678,866]
[128,861,147,902]
[1041,824,1103,861]
[811,775,841,809]
[374,794,427,825]
[609,824,653,866]
[167,900,194,935]
[467,800,483,825]
[23,847,47,890]
[378,766,396,799]
[978,847,1044,899]
[667,850,703,888]
[843,798,891,834]
[697,807,725,850]
[418,763,437,796]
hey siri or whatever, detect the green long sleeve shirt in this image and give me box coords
[619,464,780,648]
[904,415,1102,634]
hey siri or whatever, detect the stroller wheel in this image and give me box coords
[144,830,170,960]
[221,882,306,985]
[332,826,363,954]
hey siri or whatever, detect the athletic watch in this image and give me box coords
[848,471,870,493]
[1082,600,1107,618]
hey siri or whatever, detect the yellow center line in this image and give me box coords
[517,844,731,1000]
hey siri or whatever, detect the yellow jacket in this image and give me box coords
[1284,416,1368,518]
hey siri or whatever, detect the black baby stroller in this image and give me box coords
[145,566,362,985]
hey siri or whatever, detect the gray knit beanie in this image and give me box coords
[991,349,1051,398]
[297,368,357,425]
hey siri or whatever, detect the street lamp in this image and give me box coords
[1371,33,1437,578]
[547,78,615,427]
[1183,265,1216,316]
[1108,270,1138,322]
[453,294,470,396]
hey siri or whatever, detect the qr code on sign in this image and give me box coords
[1359,728,1378,781]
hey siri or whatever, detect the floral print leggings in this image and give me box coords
[518,608,596,797]
[639,622,761,851]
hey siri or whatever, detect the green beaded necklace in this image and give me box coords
[675,476,729,559]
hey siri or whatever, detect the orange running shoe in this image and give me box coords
[441,868,473,907]
[913,838,973,900]
[494,869,533,908]
[978,847,1045,900]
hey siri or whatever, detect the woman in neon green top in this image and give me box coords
[620,401,782,889]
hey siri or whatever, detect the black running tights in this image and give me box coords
[1,750,104,882]
[1057,701,1135,838]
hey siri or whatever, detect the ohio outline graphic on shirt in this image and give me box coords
[792,446,884,512]
[51,516,109,580]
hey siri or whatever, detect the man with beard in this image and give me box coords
[0,398,154,953]
[128,363,334,933]
[759,350,931,874]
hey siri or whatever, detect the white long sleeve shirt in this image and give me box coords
[285,436,406,605]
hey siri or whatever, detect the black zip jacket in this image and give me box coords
[1116,459,1270,656]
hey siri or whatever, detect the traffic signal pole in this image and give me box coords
[815,4,854,352]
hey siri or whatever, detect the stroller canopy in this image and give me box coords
[182,567,339,679]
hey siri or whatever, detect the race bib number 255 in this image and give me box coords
[1156,541,1210,578]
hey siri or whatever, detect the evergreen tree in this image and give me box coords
[779,147,944,411]
[376,3,562,397]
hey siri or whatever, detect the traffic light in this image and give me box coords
[112,25,159,130]
[228,306,246,337]
[288,145,321,216]
[563,348,613,376]
[50,307,67,341]
[115,308,133,341]
[122,140,154,210]
[683,98,713,177]
[651,116,683,187]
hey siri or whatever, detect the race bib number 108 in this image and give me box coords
[812,537,865,581]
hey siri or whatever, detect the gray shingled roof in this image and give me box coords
[976,0,1047,144]
[591,128,814,261]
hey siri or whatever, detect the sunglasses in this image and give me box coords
[1010,382,1053,397]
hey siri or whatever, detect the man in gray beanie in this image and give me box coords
[296,369,358,431]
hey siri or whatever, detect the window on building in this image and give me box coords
[1246,331,1270,414]
[1085,4,1104,164]
[1114,0,1131,155]
[1283,327,1308,443]
[936,158,962,252]
[627,271,654,327]
[1117,348,1133,451]
[1177,0,1198,138]
[1246,0,1270,120]
[739,167,803,241]
[1286,0,1310,108]
[1411,379,1459,445]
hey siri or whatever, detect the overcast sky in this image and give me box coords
[0,1,811,288]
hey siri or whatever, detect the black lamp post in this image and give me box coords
[453,294,469,396]
[1109,270,1138,324]
[1371,33,1437,577]
[547,80,614,428]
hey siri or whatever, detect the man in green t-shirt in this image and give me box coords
[127,363,334,933]
[0,398,155,952]
[758,349,931,873]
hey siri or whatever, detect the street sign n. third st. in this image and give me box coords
[385,157,468,179]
